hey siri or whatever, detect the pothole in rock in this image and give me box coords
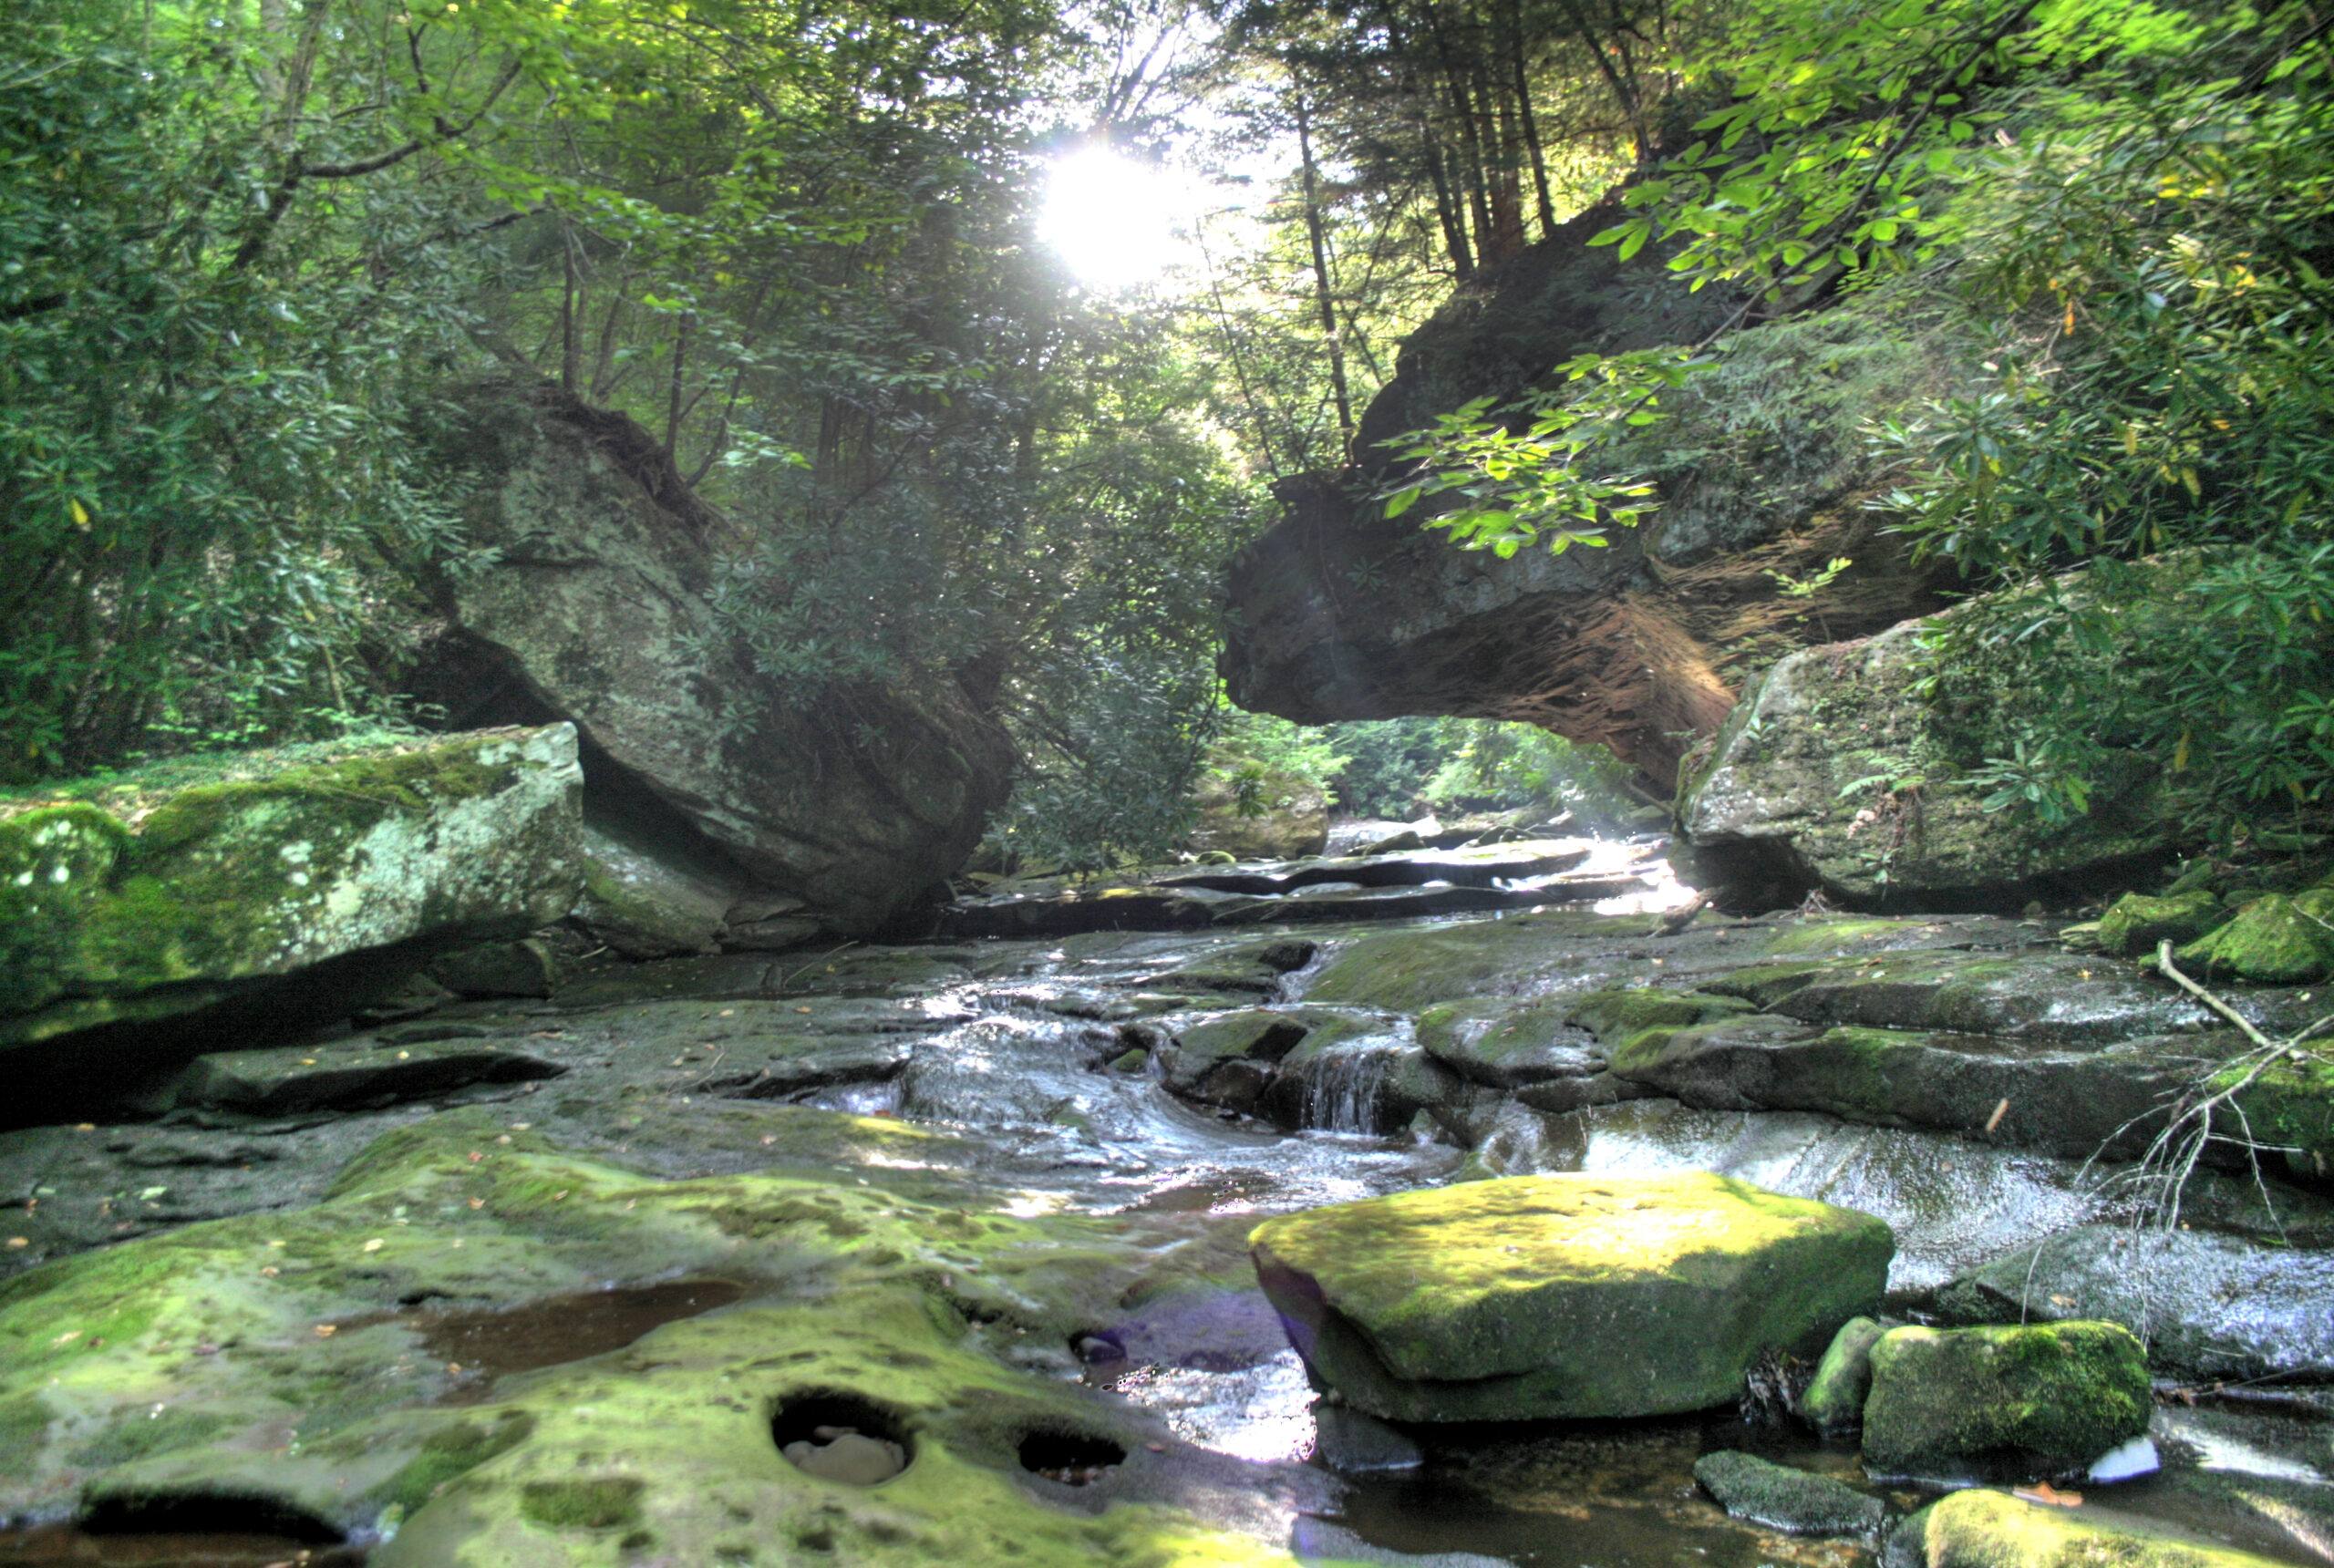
[1018,1429,1126,1486]
[773,1392,914,1485]
[336,1278,745,1400]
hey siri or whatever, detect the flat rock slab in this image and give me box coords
[942,871,1650,938]
[1153,840,1597,894]
[1693,1449,1885,1535]
[1247,1171,1893,1421]
[173,1040,565,1116]
[1607,1019,2246,1160]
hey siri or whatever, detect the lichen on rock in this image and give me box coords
[1247,1171,1892,1421]
[0,725,584,1067]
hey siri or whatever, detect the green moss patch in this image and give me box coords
[1248,1172,1891,1422]
[1863,1322,2151,1480]
[522,1476,645,1531]
[1,725,582,1049]
[1897,1487,2296,1568]
[2176,893,2334,985]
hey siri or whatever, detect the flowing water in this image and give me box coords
[5,898,2330,1566]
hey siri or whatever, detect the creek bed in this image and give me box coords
[2,899,2329,1566]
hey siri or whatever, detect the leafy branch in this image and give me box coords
[1373,348,1711,558]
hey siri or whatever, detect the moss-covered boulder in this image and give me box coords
[2174,892,2334,985]
[2221,1047,2334,1182]
[0,726,583,1078]
[1936,1225,2334,1385]
[1861,1322,2151,1480]
[2091,891,2229,958]
[1246,1172,1892,1422]
[1801,1315,1888,1434]
[1693,1449,1886,1536]
[1887,1487,2296,1568]
[1677,616,2174,910]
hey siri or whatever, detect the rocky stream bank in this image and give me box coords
[1,810,2330,1568]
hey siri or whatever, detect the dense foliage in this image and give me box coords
[1,0,1253,866]
[16,0,2319,865]
[1387,0,2334,842]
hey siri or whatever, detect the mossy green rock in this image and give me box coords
[0,725,583,1048]
[0,1106,1304,1565]
[1801,1315,1887,1434]
[1692,1449,1885,1535]
[1247,1172,1892,1422]
[2220,1047,2334,1181]
[1862,1322,2151,1480]
[2093,891,2228,958]
[2174,892,2334,985]
[1678,617,2173,908]
[1889,1487,2297,1568]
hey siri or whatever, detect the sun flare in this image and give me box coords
[1038,147,1196,290]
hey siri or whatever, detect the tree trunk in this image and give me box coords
[1292,79,1356,464]
[1507,1,1559,236]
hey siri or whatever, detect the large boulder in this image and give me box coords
[1676,617,2174,910]
[1246,1171,1892,1422]
[1221,208,1950,794]
[406,380,1014,939]
[0,727,583,1116]
[1861,1322,2152,1480]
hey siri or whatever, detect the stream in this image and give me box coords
[2,861,2329,1567]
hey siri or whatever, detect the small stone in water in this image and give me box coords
[784,1429,906,1485]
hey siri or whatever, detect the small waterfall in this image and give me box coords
[1302,1039,1399,1134]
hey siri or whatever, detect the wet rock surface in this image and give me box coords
[1936,1226,2334,1385]
[0,890,2329,1567]
[0,725,584,1117]
[1249,1172,1892,1422]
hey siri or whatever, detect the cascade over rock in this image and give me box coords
[403,379,1014,940]
[1219,201,1947,793]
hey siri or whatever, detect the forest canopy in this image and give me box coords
[5,0,2328,861]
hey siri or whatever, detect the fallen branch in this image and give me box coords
[1648,888,1712,937]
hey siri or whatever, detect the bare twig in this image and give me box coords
[1648,888,1712,937]
[2154,939,2277,1050]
